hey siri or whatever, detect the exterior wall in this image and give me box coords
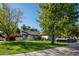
[0,37,6,41]
[16,37,23,40]
[41,36,48,39]
[16,35,38,40]
[25,35,41,40]
[27,35,34,40]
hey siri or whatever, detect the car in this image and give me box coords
[67,38,77,42]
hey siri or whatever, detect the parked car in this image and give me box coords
[56,37,77,43]
[67,38,77,42]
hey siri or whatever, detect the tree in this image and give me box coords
[16,28,21,34]
[21,24,30,31]
[21,24,38,32]
[70,25,79,37]
[0,4,23,40]
[30,28,38,31]
[38,4,79,44]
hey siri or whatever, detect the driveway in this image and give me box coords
[12,45,79,56]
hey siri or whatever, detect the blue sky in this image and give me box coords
[9,3,41,31]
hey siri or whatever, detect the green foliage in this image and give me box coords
[70,25,79,37]
[21,24,38,32]
[16,28,20,34]
[38,4,79,37]
[21,24,30,31]
[0,4,22,38]
[30,28,38,31]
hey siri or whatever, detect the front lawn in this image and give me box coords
[0,40,71,55]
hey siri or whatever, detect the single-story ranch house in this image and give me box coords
[0,31,48,41]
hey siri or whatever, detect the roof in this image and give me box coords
[22,31,42,36]
[10,34,22,37]
[28,31,41,35]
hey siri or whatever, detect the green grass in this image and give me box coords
[0,40,71,55]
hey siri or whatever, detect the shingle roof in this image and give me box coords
[22,31,42,35]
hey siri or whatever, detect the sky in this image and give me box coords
[9,3,41,31]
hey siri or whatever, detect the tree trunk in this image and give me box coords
[51,35,55,44]
[6,34,10,41]
[49,35,55,44]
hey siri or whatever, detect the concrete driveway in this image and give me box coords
[12,45,79,56]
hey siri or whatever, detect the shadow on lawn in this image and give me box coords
[0,41,68,54]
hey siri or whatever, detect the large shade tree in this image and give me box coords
[0,4,23,40]
[38,4,79,44]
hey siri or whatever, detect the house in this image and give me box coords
[0,30,48,41]
[21,30,49,40]
[21,31,42,40]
